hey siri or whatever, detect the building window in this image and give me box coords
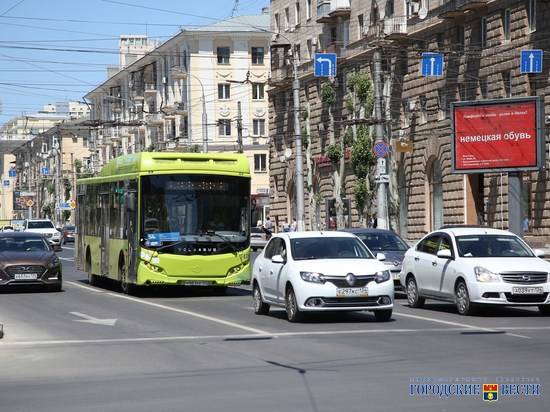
[358,14,364,40]
[528,0,536,32]
[251,47,264,64]
[419,95,427,124]
[253,119,266,136]
[218,83,230,100]
[402,99,411,128]
[436,32,444,50]
[217,47,230,64]
[218,119,231,136]
[456,25,465,50]
[284,7,290,31]
[503,71,512,97]
[254,153,267,172]
[438,90,448,120]
[252,83,265,100]
[479,77,488,99]
[306,0,312,20]
[481,17,487,47]
[295,1,301,27]
[502,9,511,42]
[306,39,313,59]
[274,13,280,33]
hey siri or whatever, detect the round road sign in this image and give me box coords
[373,141,390,158]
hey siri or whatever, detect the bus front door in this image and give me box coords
[100,192,110,276]
[125,190,138,284]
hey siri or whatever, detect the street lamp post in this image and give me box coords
[184,72,208,153]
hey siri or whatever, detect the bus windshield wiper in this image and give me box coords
[204,230,238,254]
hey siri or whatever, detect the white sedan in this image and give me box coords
[252,231,394,322]
[400,226,550,315]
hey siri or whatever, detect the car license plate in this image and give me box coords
[182,281,212,286]
[14,273,38,280]
[512,287,544,295]
[336,287,368,297]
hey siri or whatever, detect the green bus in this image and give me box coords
[75,152,252,294]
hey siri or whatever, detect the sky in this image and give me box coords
[0,0,270,125]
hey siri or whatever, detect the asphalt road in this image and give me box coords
[0,245,548,412]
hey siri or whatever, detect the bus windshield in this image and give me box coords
[141,174,250,253]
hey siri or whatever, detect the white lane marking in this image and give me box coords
[61,246,75,250]
[106,292,269,335]
[393,312,531,339]
[65,281,104,293]
[59,257,74,261]
[70,311,117,326]
[503,333,531,339]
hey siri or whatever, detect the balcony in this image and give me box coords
[145,113,165,126]
[144,83,157,96]
[171,66,187,80]
[382,16,408,40]
[437,0,487,19]
[316,0,351,24]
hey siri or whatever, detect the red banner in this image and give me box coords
[453,101,538,171]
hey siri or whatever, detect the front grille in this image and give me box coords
[501,272,548,284]
[319,296,383,308]
[324,275,375,288]
[5,265,46,277]
[504,293,548,303]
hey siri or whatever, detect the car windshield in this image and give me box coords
[64,226,75,231]
[27,221,54,229]
[291,237,374,260]
[455,235,534,258]
[0,237,50,252]
[355,232,409,252]
[141,174,250,254]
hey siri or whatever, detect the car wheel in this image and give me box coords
[538,305,550,316]
[374,309,392,322]
[285,286,303,322]
[455,281,476,316]
[253,283,270,315]
[406,276,425,308]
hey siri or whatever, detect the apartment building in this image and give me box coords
[397,0,550,243]
[85,12,271,222]
[12,121,91,221]
[268,0,406,230]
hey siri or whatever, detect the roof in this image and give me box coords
[439,227,516,237]
[78,152,251,183]
[278,231,358,239]
[340,228,400,235]
[188,14,270,33]
[0,232,44,238]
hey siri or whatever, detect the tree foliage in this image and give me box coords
[321,82,336,106]
[347,72,374,115]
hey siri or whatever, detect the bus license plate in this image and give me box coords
[14,273,38,280]
[336,287,368,297]
[182,281,212,286]
[512,287,543,295]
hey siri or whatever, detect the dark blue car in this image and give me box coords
[340,228,410,289]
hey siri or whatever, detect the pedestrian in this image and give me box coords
[290,219,297,232]
[264,216,273,231]
[282,221,290,232]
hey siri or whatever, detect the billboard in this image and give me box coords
[451,97,544,173]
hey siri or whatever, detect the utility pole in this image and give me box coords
[236,101,243,153]
[292,50,305,231]
[373,49,389,230]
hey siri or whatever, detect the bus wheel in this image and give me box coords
[119,259,136,295]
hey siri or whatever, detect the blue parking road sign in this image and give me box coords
[314,53,337,77]
[3,180,10,187]
[421,53,444,77]
[520,50,543,74]
[41,167,49,175]
[8,169,16,177]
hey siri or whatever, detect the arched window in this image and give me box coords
[427,158,444,230]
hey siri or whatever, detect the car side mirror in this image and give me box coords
[437,249,453,259]
[272,254,285,264]
[376,253,386,261]
[533,248,545,258]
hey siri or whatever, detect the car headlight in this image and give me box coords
[300,271,325,283]
[474,266,500,282]
[48,256,61,269]
[375,270,391,283]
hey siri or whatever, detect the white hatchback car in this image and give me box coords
[252,231,394,322]
[400,226,550,315]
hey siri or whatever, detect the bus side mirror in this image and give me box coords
[126,193,136,212]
